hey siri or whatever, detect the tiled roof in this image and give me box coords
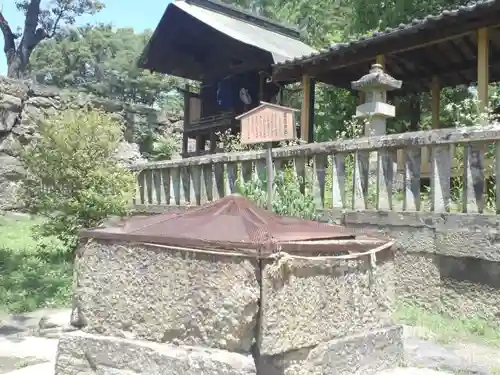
[274,0,499,68]
[174,0,317,64]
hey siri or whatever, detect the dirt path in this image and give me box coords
[0,308,70,375]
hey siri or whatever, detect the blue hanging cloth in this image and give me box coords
[217,79,233,110]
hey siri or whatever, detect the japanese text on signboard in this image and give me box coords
[239,105,296,145]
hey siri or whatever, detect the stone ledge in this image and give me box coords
[55,331,257,375]
[257,325,404,375]
[342,211,499,229]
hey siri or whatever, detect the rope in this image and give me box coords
[137,240,394,261]
[268,240,394,261]
[265,241,394,283]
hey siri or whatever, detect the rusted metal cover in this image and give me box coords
[236,102,298,145]
[80,194,367,256]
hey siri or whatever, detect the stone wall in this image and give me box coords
[327,210,500,325]
[0,76,182,210]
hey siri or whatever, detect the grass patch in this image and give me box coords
[395,302,500,347]
[0,214,73,313]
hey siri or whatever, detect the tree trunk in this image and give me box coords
[1,0,44,80]
[6,50,27,79]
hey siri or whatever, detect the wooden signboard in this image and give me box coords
[236,102,298,145]
[235,102,299,211]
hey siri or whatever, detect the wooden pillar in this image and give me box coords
[376,54,385,68]
[308,78,316,143]
[259,72,266,102]
[209,132,217,153]
[182,134,188,157]
[300,74,312,142]
[195,135,204,155]
[278,86,284,105]
[183,83,191,157]
[431,76,440,129]
[357,92,365,105]
[477,27,489,113]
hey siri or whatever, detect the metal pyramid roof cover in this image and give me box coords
[82,194,356,255]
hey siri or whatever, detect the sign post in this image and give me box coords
[235,102,299,211]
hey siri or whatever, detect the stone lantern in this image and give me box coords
[351,64,402,136]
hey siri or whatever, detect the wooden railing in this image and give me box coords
[130,124,500,214]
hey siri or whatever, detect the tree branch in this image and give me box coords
[0,11,16,57]
[48,10,65,38]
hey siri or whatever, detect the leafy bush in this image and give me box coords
[19,107,136,250]
[237,165,319,220]
[150,133,181,161]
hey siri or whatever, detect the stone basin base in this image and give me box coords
[54,331,256,375]
[257,325,404,375]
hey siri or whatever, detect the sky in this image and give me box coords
[0,0,171,75]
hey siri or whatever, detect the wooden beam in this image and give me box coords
[477,27,489,112]
[387,53,497,86]
[431,76,441,129]
[300,74,311,141]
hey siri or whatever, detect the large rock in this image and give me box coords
[55,331,257,375]
[0,76,29,99]
[0,133,23,156]
[0,93,22,132]
[258,325,405,375]
[72,240,260,353]
[0,154,24,210]
[0,77,182,211]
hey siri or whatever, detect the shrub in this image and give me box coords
[150,133,181,161]
[237,165,319,220]
[19,107,136,250]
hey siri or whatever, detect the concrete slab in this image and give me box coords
[0,337,58,361]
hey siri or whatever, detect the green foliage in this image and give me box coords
[224,0,350,47]
[396,301,500,347]
[237,166,319,220]
[28,25,182,108]
[347,0,471,36]
[150,133,182,161]
[3,0,105,78]
[15,0,104,33]
[18,108,136,249]
[0,215,72,313]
